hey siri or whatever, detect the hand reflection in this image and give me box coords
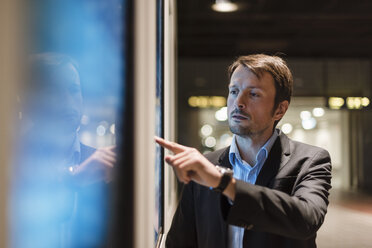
[71,146,116,186]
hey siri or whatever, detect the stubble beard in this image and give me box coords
[229,123,254,137]
[228,119,271,139]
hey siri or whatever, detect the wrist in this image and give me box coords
[222,177,236,201]
[211,172,222,188]
[212,166,233,193]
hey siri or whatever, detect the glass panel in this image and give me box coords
[155,0,165,245]
[11,1,125,247]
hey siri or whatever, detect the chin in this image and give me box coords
[229,124,253,136]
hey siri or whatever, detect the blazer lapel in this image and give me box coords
[218,146,232,169]
[255,133,291,187]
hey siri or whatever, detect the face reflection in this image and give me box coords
[227,65,277,137]
[30,62,83,144]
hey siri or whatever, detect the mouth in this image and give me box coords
[231,114,249,121]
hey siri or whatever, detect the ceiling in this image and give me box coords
[177,0,372,58]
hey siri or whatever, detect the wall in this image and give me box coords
[0,0,22,246]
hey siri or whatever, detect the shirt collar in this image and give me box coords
[229,128,279,166]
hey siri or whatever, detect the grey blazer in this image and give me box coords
[166,132,332,248]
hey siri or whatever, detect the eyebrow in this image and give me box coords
[228,84,262,90]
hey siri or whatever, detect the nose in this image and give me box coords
[235,93,246,110]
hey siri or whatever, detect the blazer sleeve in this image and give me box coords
[223,149,332,240]
[166,182,198,248]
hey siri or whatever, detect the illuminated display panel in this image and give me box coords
[155,0,165,245]
[11,1,125,247]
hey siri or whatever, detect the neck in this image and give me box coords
[235,126,274,165]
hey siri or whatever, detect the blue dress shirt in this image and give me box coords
[227,129,279,248]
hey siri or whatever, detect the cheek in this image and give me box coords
[74,94,83,104]
[227,95,233,105]
[227,98,234,112]
[249,100,274,119]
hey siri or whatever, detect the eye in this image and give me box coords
[250,91,259,97]
[229,89,238,95]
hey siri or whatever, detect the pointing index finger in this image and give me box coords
[155,136,187,154]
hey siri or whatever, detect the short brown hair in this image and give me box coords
[228,54,293,127]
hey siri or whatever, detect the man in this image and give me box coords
[12,53,116,247]
[156,54,332,248]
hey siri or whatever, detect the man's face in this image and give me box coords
[227,65,278,137]
[47,63,83,132]
[28,62,83,142]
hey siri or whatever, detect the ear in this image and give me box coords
[273,100,289,121]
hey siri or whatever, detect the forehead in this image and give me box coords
[53,63,80,86]
[31,62,81,88]
[229,65,274,90]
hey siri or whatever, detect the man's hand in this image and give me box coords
[155,137,222,188]
[71,146,116,186]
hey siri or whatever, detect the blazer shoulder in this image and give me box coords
[203,147,229,164]
[288,137,330,159]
